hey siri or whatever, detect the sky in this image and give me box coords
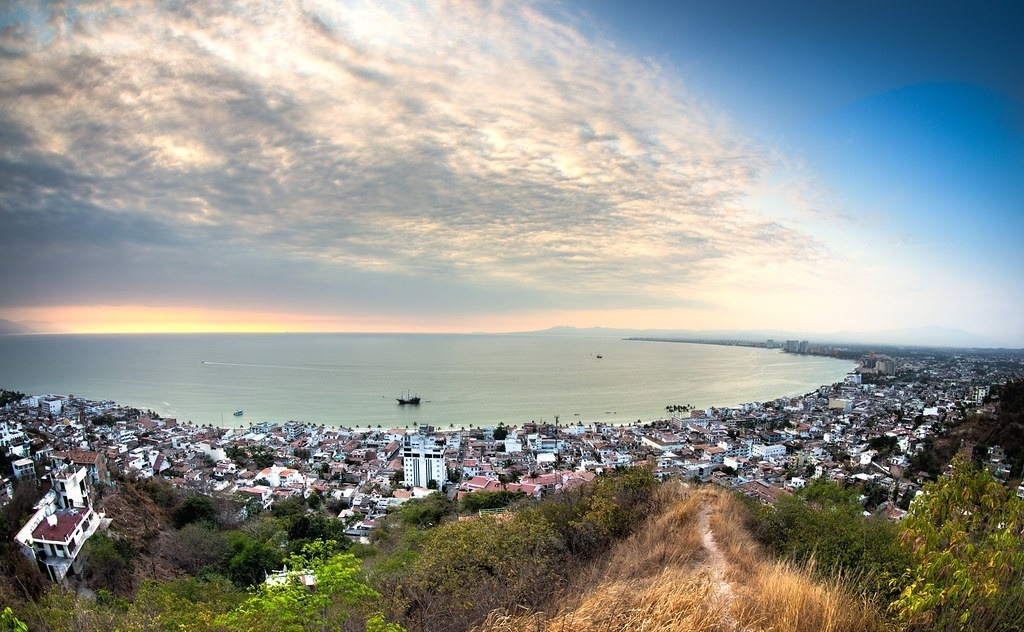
[0,0,1021,346]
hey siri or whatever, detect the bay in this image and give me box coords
[0,333,855,429]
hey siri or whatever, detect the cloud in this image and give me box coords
[0,0,823,322]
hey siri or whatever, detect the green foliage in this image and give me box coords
[168,523,233,575]
[389,468,405,487]
[377,515,561,631]
[396,492,455,528]
[892,456,1024,630]
[0,481,43,540]
[367,466,658,630]
[225,444,248,465]
[287,514,347,547]
[665,403,693,415]
[81,533,137,594]
[867,434,900,456]
[174,495,218,528]
[0,389,25,407]
[305,489,323,510]
[751,479,910,602]
[228,539,283,587]
[533,466,659,556]
[217,540,401,632]
[19,586,122,632]
[250,446,276,469]
[493,422,509,441]
[1,606,27,632]
[460,490,526,513]
[271,496,306,519]
[126,576,242,631]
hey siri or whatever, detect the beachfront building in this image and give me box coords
[402,433,446,488]
[14,464,105,584]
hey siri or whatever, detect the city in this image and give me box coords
[3,345,1022,587]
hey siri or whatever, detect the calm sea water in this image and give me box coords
[0,333,854,429]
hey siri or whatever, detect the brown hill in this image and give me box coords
[478,485,888,632]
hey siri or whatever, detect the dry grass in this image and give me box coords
[477,485,891,632]
[482,569,728,632]
[730,558,888,632]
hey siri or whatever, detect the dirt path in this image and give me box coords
[699,504,739,628]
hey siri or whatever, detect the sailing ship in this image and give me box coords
[396,392,421,405]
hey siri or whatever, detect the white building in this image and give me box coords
[402,434,446,488]
[39,397,64,417]
[14,466,104,584]
[0,421,26,454]
[255,465,305,488]
[12,457,36,481]
[751,444,787,461]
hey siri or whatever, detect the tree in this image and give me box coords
[460,490,526,514]
[126,576,241,631]
[166,523,232,575]
[384,516,560,631]
[80,533,136,594]
[288,514,346,546]
[396,492,454,528]
[174,495,219,528]
[892,456,1024,630]
[271,496,306,519]
[228,539,283,587]
[306,490,323,511]
[251,447,276,469]
[752,479,908,601]
[218,540,402,632]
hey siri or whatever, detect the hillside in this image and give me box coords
[479,485,886,632]
[6,459,1022,631]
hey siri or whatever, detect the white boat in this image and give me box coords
[233,409,244,416]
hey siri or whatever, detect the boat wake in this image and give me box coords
[200,361,350,373]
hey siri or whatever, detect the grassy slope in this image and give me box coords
[478,485,890,632]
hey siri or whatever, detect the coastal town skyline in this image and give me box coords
[1,1,1022,346]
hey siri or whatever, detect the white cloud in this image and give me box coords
[0,0,831,321]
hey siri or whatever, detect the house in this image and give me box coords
[255,466,305,488]
[50,450,110,485]
[11,457,36,481]
[236,485,273,510]
[13,465,105,584]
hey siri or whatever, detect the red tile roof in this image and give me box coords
[31,509,88,544]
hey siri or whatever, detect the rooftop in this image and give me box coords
[31,508,89,544]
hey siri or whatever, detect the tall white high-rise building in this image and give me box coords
[402,433,446,488]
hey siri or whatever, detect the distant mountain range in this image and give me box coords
[517,325,1015,350]
[1,318,1014,349]
[0,319,36,335]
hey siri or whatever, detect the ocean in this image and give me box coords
[0,333,855,429]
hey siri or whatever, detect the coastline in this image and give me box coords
[0,333,856,430]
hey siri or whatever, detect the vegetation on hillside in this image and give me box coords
[892,456,1024,630]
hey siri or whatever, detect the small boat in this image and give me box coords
[596,354,603,359]
[396,392,421,405]
[233,409,244,416]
